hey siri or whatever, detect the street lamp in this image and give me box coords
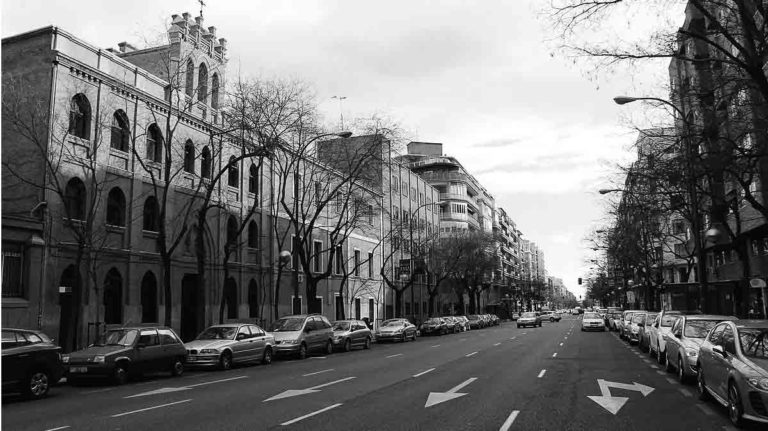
[598,188,623,195]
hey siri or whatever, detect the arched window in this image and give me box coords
[143,196,160,232]
[226,216,238,246]
[64,177,86,221]
[106,187,126,227]
[185,59,194,97]
[201,146,212,179]
[110,110,130,152]
[184,140,195,173]
[211,73,220,109]
[140,271,158,323]
[249,164,259,194]
[197,63,208,103]
[68,94,91,140]
[103,268,123,325]
[248,279,259,318]
[248,220,258,248]
[146,124,163,162]
[228,156,239,187]
[224,277,237,319]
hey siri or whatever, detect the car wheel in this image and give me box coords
[678,357,687,383]
[325,340,333,355]
[298,343,308,360]
[364,337,371,349]
[538,322,542,327]
[550,317,555,322]
[697,365,710,401]
[728,382,745,427]
[23,369,50,399]
[219,351,233,371]
[344,339,352,352]
[262,347,273,365]
[171,357,184,377]
[113,364,128,385]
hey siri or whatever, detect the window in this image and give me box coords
[2,243,23,298]
[249,164,259,194]
[291,235,301,269]
[313,241,323,272]
[393,205,399,221]
[367,204,374,223]
[211,73,220,109]
[673,220,686,235]
[368,252,374,278]
[354,250,361,276]
[226,216,238,246]
[106,187,126,227]
[228,156,239,188]
[709,323,726,345]
[64,177,86,221]
[392,176,399,192]
[146,124,163,162]
[138,329,159,346]
[201,146,212,179]
[143,196,160,232]
[248,325,265,337]
[68,94,91,140]
[197,63,208,103]
[335,244,343,275]
[419,192,424,205]
[185,59,195,97]
[184,140,195,173]
[401,181,407,196]
[723,326,736,354]
[158,329,179,345]
[248,221,259,248]
[314,181,322,204]
[411,187,417,200]
[237,326,251,340]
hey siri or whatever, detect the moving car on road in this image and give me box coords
[377,319,417,341]
[541,311,562,322]
[664,314,737,383]
[331,320,373,351]
[517,312,542,328]
[185,323,274,369]
[649,310,683,364]
[697,320,768,427]
[581,312,606,331]
[2,328,63,399]
[269,314,334,359]
[64,326,186,385]
[420,318,448,336]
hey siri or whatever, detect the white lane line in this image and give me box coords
[650,365,659,369]
[679,388,693,397]
[466,351,478,357]
[696,403,715,416]
[44,427,70,431]
[386,353,403,358]
[538,369,546,378]
[431,344,441,347]
[83,387,115,394]
[281,403,342,426]
[302,369,334,377]
[559,342,563,346]
[499,410,520,431]
[110,399,192,418]
[552,352,558,358]
[494,342,501,346]
[460,338,468,341]
[186,375,248,388]
[413,368,435,378]
[449,377,478,393]
[510,337,517,340]
[665,377,677,385]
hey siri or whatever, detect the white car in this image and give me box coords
[648,310,682,364]
[581,312,605,331]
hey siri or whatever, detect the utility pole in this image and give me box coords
[331,96,346,130]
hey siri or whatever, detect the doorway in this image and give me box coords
[181,274,200,342]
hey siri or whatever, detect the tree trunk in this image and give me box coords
[162,250,173,327]
[219,251,231,324]
[306,278,320,314]
[468,289,477,314]
[337,277,347,320]
[274,264,283,319]
[428,291,437,317]
[195,219,208,326]
[394,289,404,317]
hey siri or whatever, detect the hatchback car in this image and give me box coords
[269,314,334,359]
[697,320,768,427]
[619,310,644,340]
[467,315,485,329]
[331,320,373,351]
[649,310,683,364]
[185,323,274,369]
[581,312,605,331]
[377,319,417,341]
[454,316,470,331]
[420,318,448,336]
[665,314,737,383]
[2,328,63,399]
[64,326,186,385]
[441,316,460,333]
[541,312,562,322]
[517,312,542,328]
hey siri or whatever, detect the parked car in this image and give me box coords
[619,310,644,340]
[638,312,659,352]
[517,312,542,328]
[441,316,459,333]
[331,320,373,351]
[581,312,606,332]
[269,314,334,359]
[649,310,683,364]
[511,312,520,321]
[467,315,485,329]
[376,319,417,341]
[664,314,737,383]
[64,326,186,385]
[420,318,448,336]
[489,314,501,326]
[454,316,470,331]
[185,323,274,370]
[2,328,63,399]
[697,320,768,427]
[609,313,623,331]
[626,312,647,344]
[541,312,562,322]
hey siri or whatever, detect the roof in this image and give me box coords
[732,319,768,328]
[683,315,738,321]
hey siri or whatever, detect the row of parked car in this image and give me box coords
[2,313,503,400]
[599,309,768,428]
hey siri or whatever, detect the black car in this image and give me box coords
[64,326,187,385]
[2,328,64,399]
[467,315,484,329]
[420,318,447,335]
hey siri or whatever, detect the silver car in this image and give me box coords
[331,320,373,351]
[185,324,274,370]
[664,314,737,383]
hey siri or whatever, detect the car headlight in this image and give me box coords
[62,355,70,364]
[746,377,768,391]
[283,339,299,344]
[199,349,219,354]
[92,355,106,363]
[685,348,698,357]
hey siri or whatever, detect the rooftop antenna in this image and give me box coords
[331,95,347,130]
[198,0,206,18]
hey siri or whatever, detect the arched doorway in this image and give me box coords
[58,265,79,353]
[224,277,238,319]
[181,274,200,342]
[140,271,158,323]
[103,268,123,325]
[248,279,259,318]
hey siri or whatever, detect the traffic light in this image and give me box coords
[578,277,582,285]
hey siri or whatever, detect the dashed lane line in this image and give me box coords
[466,351,478,357]
[679,388,693,398]
[656,371,667,375]
[537,369,546,378]
[281,403,342,426]
[386,353,403,359]
[559,342,563,346]
[413,368,435,378]
[494,342,501,346]
[552,353,558,358]
[110,399,192,418]
[431,344,441,348]
[44,427,70,431]
[665,377,677,385]
[302,369,334,377]
[498,410,520,431]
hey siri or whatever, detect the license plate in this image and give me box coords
[69,366,88,373]
[188,357,197,361]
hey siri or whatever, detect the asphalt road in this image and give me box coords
[3,316,763,430]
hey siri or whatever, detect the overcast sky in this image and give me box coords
[2,0,684,300]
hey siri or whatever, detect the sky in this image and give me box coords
[1,0,684,300]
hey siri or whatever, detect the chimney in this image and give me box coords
[117,42,136,53]
[208,26,216,37]
[171,14,179,21]
[195,16,204,27]
[182,12,191,21]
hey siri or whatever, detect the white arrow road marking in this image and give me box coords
[110,399,192,418]
[264,376,356,402]
[499,410,520,431]
[588,379,654,415]
[125,376,248,398]
[425,377,477,408]
[280,403,342,426]
[413,368,435,378]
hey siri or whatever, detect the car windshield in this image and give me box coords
[521,312,536,318]
[584,313,599,319]
[333,322,350,331]
[738,327,768,359]
[661,314,680,327]
[96,329,138,347]
[645,314,658,324]
[382,320,405,327]
[426,318,442,324]
[633,315,645,324]
[270,318,305,332]
[196,326,237,340]
[684,320,719,338]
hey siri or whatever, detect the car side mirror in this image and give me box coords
[236,334,247,340]
[712,345,726,357]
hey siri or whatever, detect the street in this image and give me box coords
[3,316,760,431]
